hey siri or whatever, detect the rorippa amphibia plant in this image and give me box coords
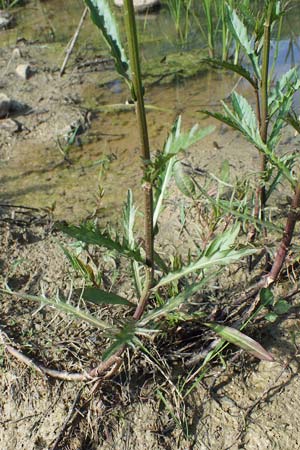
[2,0,273,387]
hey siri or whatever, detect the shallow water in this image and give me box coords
[1,1,300,222]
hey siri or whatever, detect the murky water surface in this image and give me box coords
[1,1,300,221]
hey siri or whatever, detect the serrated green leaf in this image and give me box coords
[203,93,296,187]
[268,70,300,150]
[2,289,112,331]
[102,319,136,360]
[204,223,240,257]
[201,109,240,133]
[155,223,256,289]
[59,244,93,279]
[57,222,145,264]
[122,190,143,296]
[173,161,196,198]
[268,67,300,117]
[225,3,261,79]
[202,58,257,88]
[153,117,213,226]
[230,92,259,136]
[206,323,274,361]
[155,247,255,288]
[81,287,135,307]
[84,0,131,84]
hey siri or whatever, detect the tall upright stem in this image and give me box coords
[259,2,273,213]
[123,0,154,319]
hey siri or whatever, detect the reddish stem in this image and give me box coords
[268,182,300,282]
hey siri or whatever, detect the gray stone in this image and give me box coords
[0,10,13,29]
[114,0,160,12]
[16,63,31,80]
[0,93,11,119]
[9,99,30,115]
[0,118,21,133]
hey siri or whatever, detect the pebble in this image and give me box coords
[16,63,31,80]
[114,0,160,12]
[12,47,22,59]
[0,93,11,119]
[0,118,22,133]
[0,10,13,29]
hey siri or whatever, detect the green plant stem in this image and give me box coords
[123,0,154,319]
[258,2,273,213]
[203,0,214,58]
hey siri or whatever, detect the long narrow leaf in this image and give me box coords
[206,323,274,361]
[123,190,143,296]
[173,161,196,198]
[155,224,256,289]
[80,287,135,307]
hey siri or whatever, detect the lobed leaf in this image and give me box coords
[201,58,257,88]
[2,289,112,331]
[84,0,131,84]
[155,247,255,289]
[58,222,145,264]
[268,67,300,118]
[155,224,256,289]
[225,3,261,79]
[153,117,213,226]
[203,93,296,187]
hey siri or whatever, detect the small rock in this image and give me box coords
[16,63,31,80]
[0,93,11,119]
[0,118,22,133]
[114,0,160,13]
[0,10,13,29]
[12,47,22,59]
[9,99,30,115]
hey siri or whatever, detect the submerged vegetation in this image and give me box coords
[1,0,300,445]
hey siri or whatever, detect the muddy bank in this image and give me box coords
[1,207,300,450]
[0,38,277,223]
